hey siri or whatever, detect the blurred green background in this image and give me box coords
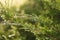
[0,0,60,40]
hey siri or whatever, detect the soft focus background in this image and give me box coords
[0,0,27,8]
[0,0,60,40]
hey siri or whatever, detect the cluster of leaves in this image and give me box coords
[0,0,60,40]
